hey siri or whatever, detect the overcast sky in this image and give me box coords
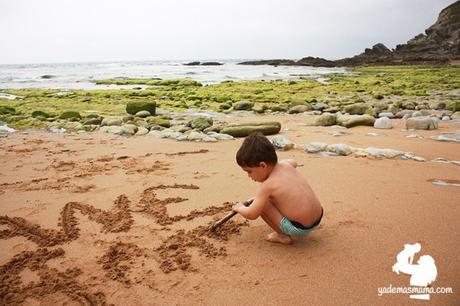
[0,0,456,64]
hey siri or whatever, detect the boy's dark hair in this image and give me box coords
[236,133,278,167]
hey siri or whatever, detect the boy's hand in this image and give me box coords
[232,202,245,213]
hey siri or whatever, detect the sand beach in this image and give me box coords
[1,114,459,305]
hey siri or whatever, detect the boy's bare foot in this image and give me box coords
[266,232,293,245]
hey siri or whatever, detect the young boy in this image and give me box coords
[232,133,323,245]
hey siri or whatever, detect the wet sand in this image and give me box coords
[0,115,459,305]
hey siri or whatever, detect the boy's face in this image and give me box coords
[241,162,270,182]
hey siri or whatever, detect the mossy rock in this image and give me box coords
[343,103,369,115]
[447,101,460,112]
[126,101,156,115]
[147,117,170,128]
[190,117,213,131]
[288,105,311,114]
[220,121,281,137]
[337,114,375,128]
[233,101,254,111]
[31,110,52,118]
[82,118,102,125]
[0,106,16,115]
[252,104,267,113]
[219,103,232,110]
[269,105,288,112]
[59,111,81,120]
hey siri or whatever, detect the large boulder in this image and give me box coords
[126,101,156,116]
[337,114,375,128]
[406,117,438,130]
[220,121,281,137]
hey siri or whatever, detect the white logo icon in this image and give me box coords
[392,243,437,300]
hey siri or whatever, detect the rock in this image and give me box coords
[58,111,81,120]
[314,113,336,126]
[135,126,149,136]
[126,101,156,116]
[101,117,122,126]
[374,117,393,129]
[305,142,328,153]
[328,131,349,137]
[326,143,353,156]
[395,110,414,118]
[430,135,460,143]
[448,101,460,112]
[233,101,254,111]
[82,118,102,125]
[452,112,460,120]
[312,102,328,111]
[0,106,16,115]
[406,117,438,130]
[0,124,16,134]
[363,147,404,159]
[203,135,218,142]
[220,122,281,137]
[31,110,52,118]
[187,131,205,141]
[63,121,84,131]
[429,101,447,110]
[147,117,171,128]
[190,117,213,131]
[337,114,375,128]
[378,112,395,118]
[207,132,234,140]
[288,105,311,114]
[442,116,450,121]
[135,110,151,118]
[121,124,138,136]
[270,136,294,151]
[343,103,369,115]
[171,125,192,133]
[122,115,135,122]
[252,104,267,113]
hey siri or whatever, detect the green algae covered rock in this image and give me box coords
[148,117,170,128]
[190,117,213,131]
[337,114,375,128]
[31,110,52,118]
[233,101,254,111]
[220,121,281,137]
[126,101,156,116]
[0,106,16,115]
[58,111,81,120]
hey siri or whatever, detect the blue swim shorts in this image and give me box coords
[279,208,323,236]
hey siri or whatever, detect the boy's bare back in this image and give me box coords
[257,159,322,226]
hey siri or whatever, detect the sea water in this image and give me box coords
[0,59,347,90]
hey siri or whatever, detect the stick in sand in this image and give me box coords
[210,199,254,232]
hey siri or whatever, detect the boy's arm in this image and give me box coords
[232,185,271,220]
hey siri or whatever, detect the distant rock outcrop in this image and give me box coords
[239,1,460,67]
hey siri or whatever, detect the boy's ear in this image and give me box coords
[259,162,267,168]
